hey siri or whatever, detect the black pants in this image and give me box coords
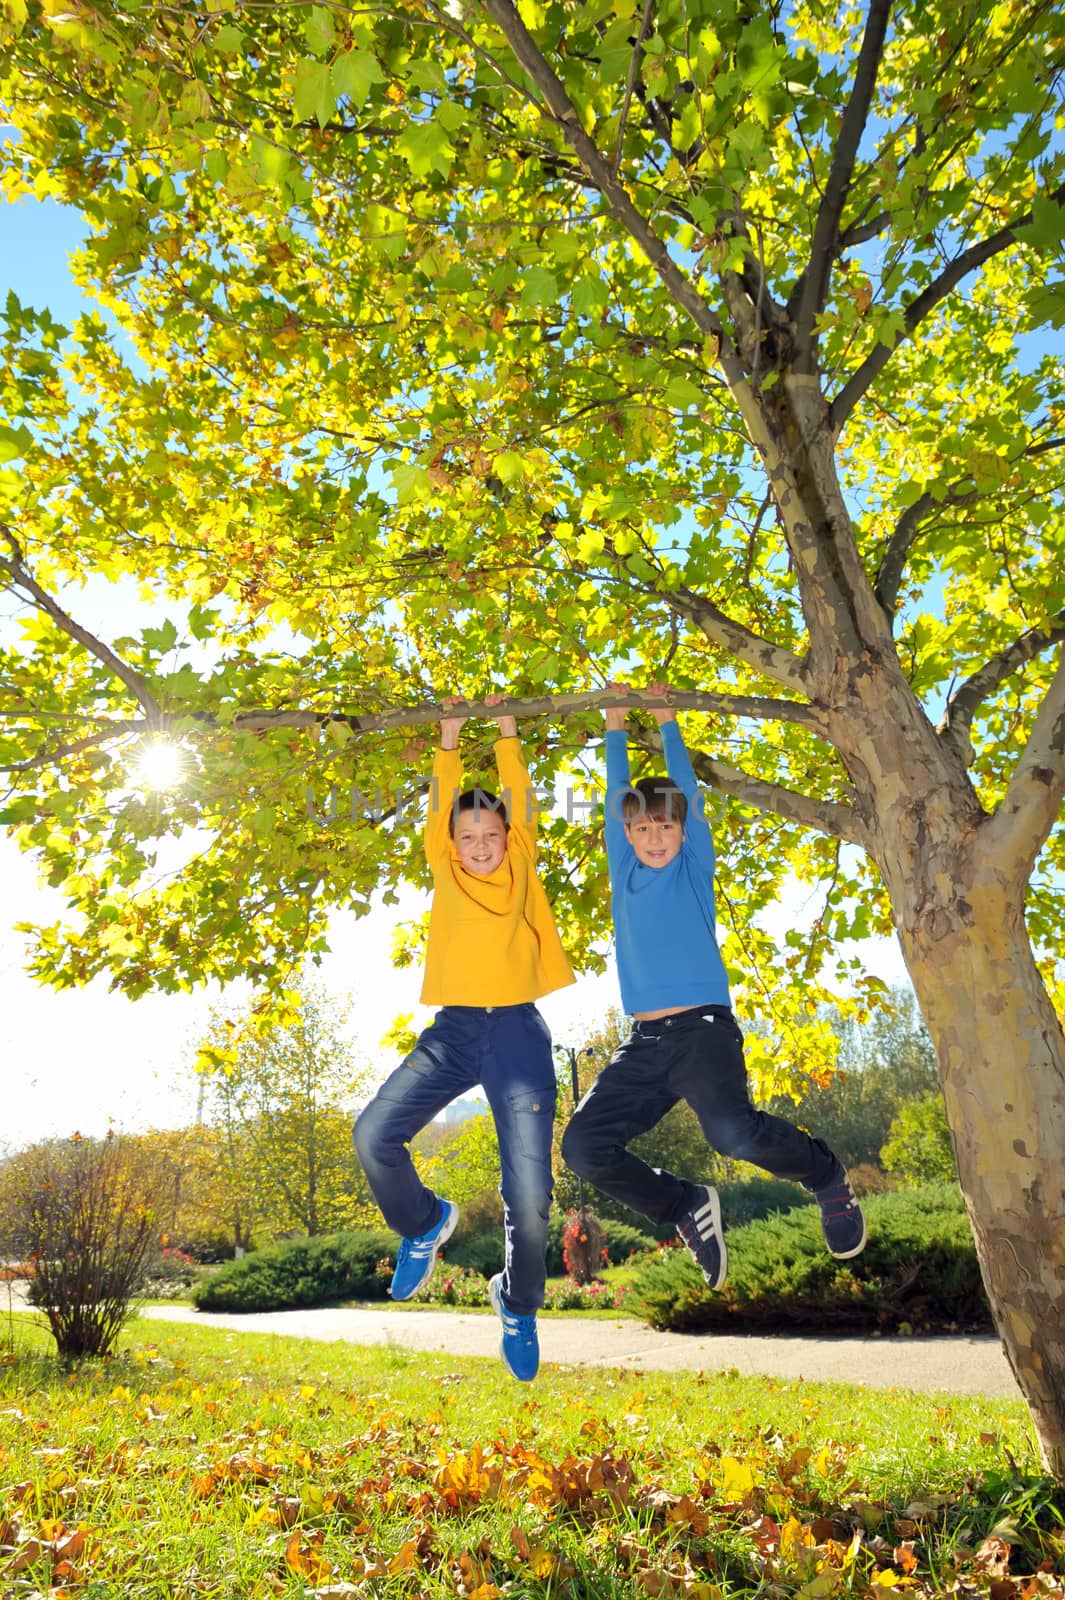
[561,1005,839,1227]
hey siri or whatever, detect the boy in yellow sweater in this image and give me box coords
[354,706,573,1380]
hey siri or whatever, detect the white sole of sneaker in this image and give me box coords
[702,1186,727,1290]
[828,1213,868,1259]
[488,1274,534,1381]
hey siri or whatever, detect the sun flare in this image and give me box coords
[129,739,186,793]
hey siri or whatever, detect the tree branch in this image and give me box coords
[479,0,749,377]
[0,534,163,724]
[792,0,894,362]
[831,181,1065,428]
[939,611,1065,767]
[980,642,1065,889]
[662,586,809,691]
[628,728,866,847]
[875,429,1065,618]
[613,0,655,175]
[0,688,827,750]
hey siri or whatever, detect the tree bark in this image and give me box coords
[758,403,1065,1471]
[896,880,1065,1476]
[816,635,1065,1473]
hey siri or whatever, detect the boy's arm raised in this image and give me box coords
[492,712,538,860]
[654,700,716,875]
[425,712,465,868]
[604,699,633,873]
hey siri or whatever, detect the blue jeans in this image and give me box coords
[353,1005,557,1316]
[561,1005,839,1226]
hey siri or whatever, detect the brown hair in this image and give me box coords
[620,777,687,828]
[448,787,510,838]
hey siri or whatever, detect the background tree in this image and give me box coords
[196,982,375,1240]
[764,986,939,1170]
[881,1092,958,1187]
[1,1,1064,1465]
[126,1125,242,1260]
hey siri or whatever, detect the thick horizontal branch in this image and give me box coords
[692,757,866,846]
[980,642,1065,889]
[831,180,1065,428]
[0,688,828,752]
[939,610,1065,766]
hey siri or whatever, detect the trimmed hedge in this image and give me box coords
[628,1183,988,1334]
[192,1230,396,1312]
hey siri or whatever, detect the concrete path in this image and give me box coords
[135,1303,1020,1399]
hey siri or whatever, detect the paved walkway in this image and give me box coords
[134,1303,1020,1399]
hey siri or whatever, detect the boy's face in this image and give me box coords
[453,811,508,875]
[625,812,684,869]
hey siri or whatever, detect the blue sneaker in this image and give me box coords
[488,1273,539,1382]
[389,1198,458,1300]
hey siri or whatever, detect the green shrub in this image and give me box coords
[448,1232,505,1278]
[716,1175,809,1227]
[629,1184,988,1334]
[192,1230,396,1312]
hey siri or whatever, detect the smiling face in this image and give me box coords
[453,810,509,875]
[625,812,684,869]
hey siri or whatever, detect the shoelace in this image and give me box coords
[819,1179,858,1216]
[396,1235,432,1268]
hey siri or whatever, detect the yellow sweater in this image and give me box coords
[420,738,575,1007]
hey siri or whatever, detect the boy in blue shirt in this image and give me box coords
[561,687,866,1289]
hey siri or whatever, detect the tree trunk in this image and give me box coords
[896,881,1065,1476]
[816,632,1065,1472]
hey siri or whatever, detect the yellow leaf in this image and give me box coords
[718,1455,757,1498]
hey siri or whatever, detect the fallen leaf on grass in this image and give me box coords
[284,1529,334,1582]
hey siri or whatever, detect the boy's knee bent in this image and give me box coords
[352,1101,383,1166]
[561,1116,611,1178]
[706,1111,762,1162]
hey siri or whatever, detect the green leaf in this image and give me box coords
[520,264,559,309]
[292,57,335,129]
[331,48,386,109]
[395,120,455,179]
[212,23,245,55]
[664,375,704,410]
[390,461,431,503]
[571,274,609,316]
[143,618,179,653]
[494,450,527,484]
[0,422,33,462]
[303,5,336,55]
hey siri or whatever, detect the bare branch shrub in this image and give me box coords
[0,1132,176,1357]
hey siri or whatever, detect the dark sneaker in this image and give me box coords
[815,1168,867,1259]
[676,1185,727,1290]
[389,1198,459,1300]
[488,1272,539,1382]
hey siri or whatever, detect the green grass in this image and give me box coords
[0,1313,1061,1599]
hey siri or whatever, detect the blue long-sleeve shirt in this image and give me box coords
[605,721,732,1014]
